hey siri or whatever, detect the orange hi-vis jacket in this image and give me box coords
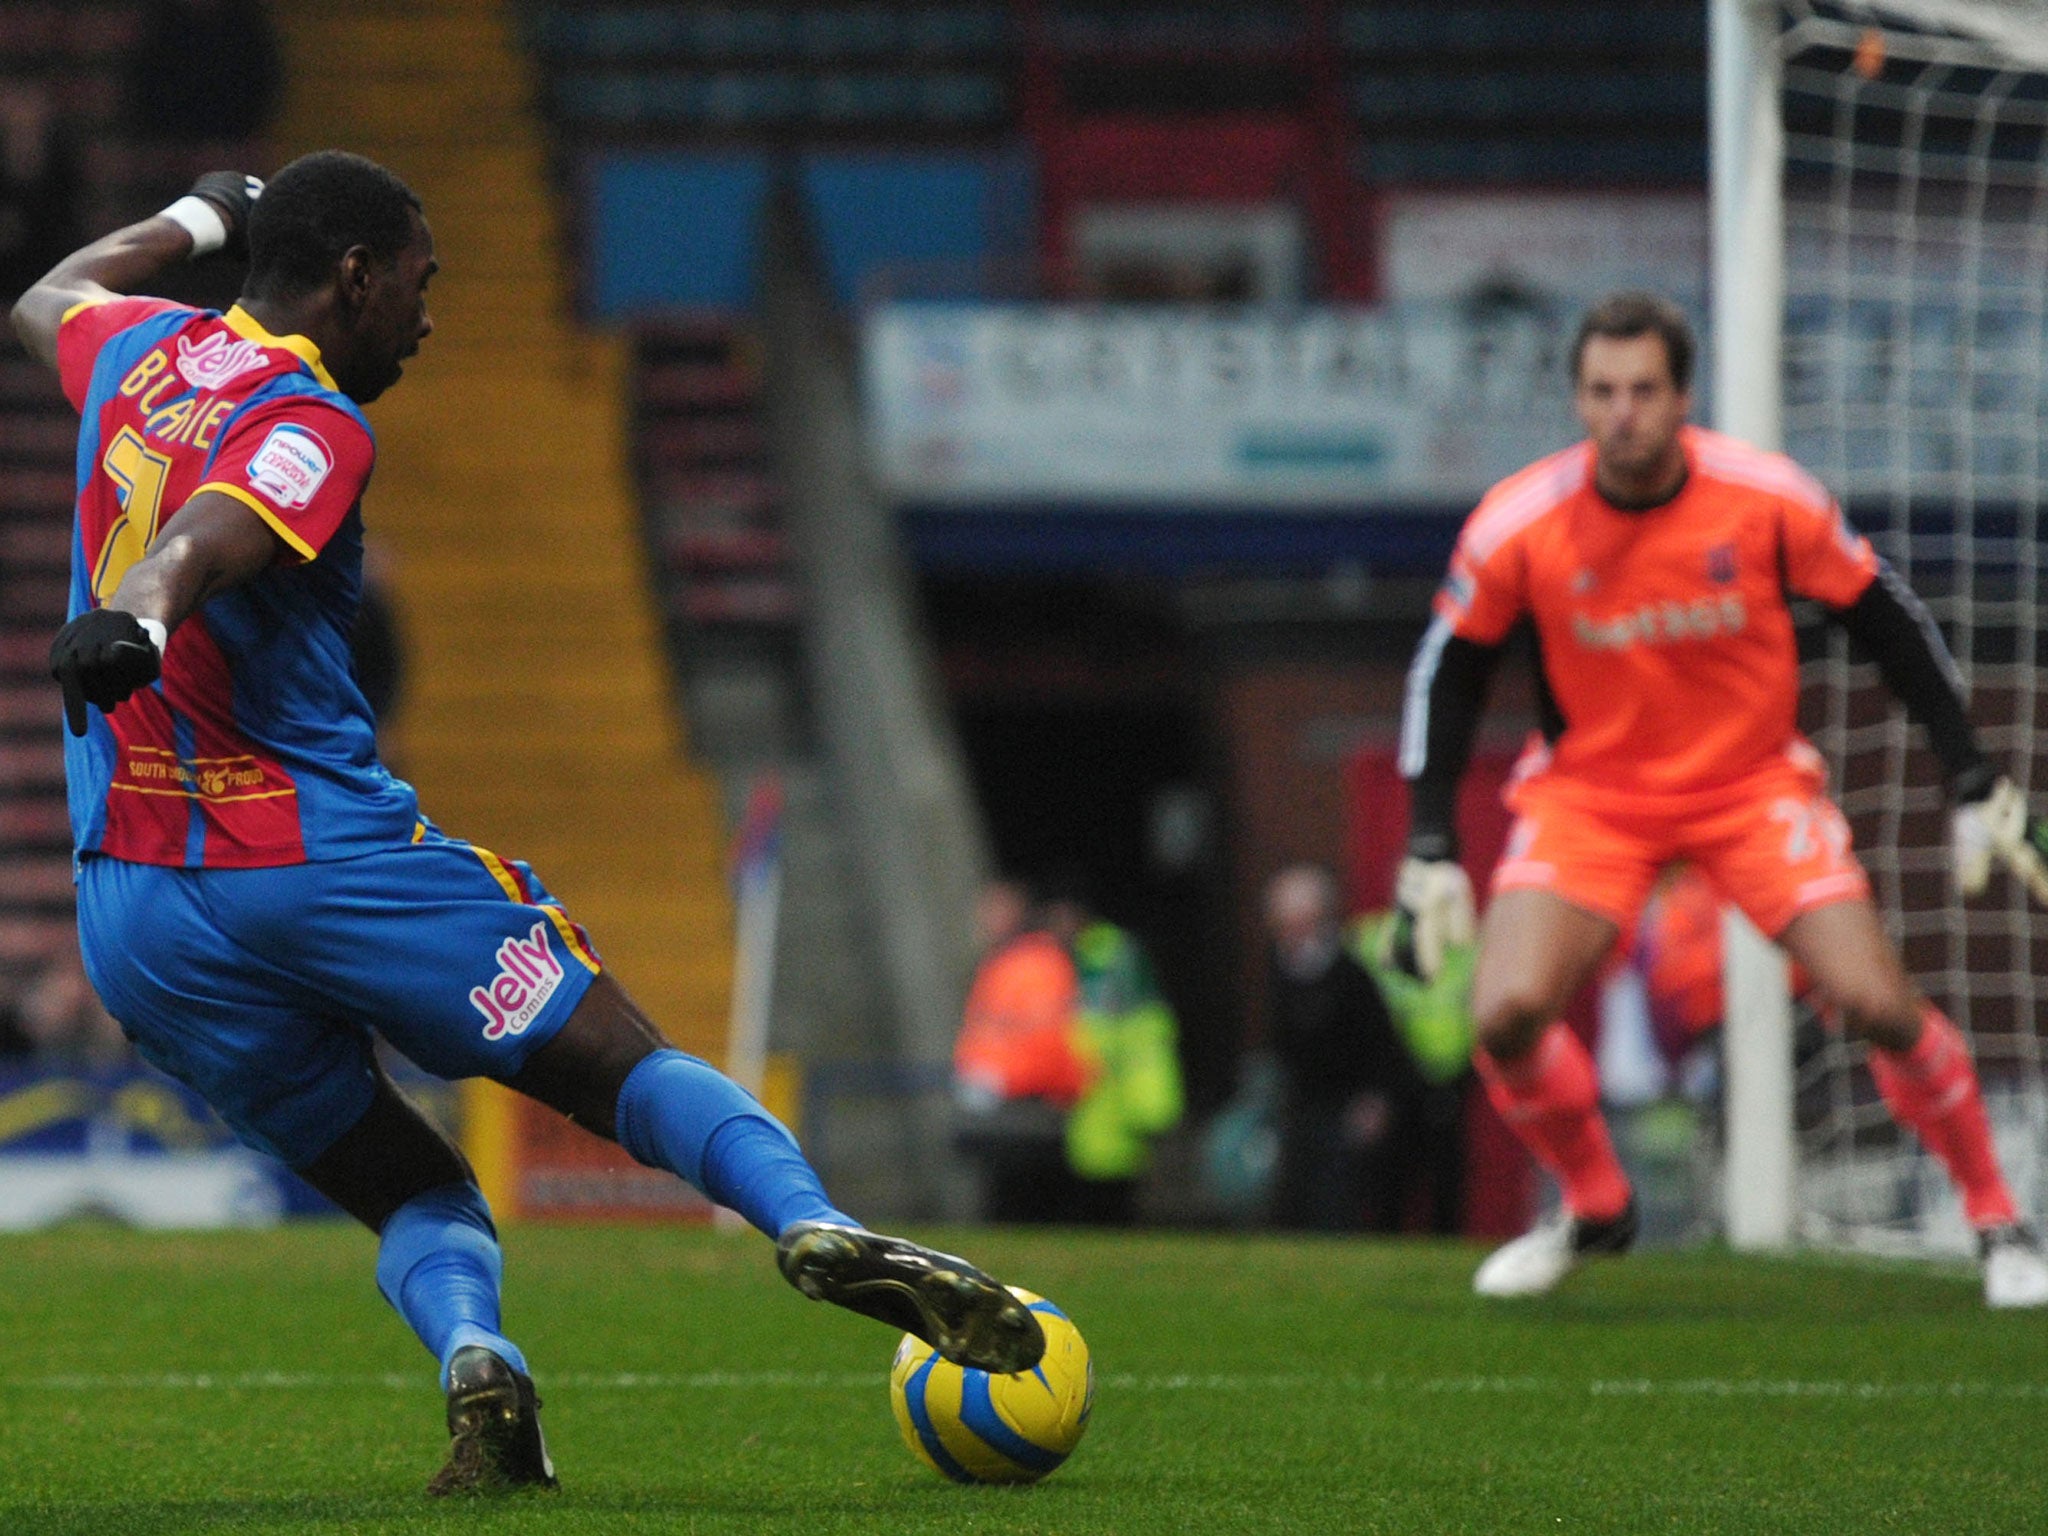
[953,932,1090,1105]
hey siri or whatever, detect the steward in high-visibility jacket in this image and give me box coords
[1352,909,1477,1235]
[1064,922,1185,1182]
[1351,911,1476,1088]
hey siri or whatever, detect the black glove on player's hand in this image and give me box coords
[189,171,264,258]
[50,609,163,736]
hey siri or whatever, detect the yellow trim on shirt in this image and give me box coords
[60,297,108,326]
[189,480,319,562]
[222,304,340,391]
[110,782,297,803]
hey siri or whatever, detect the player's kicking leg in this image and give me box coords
[1779,899,2048,1309]
[298,1070,558,1493]
[1466,888,1638,1297]
[508,973,1046,1372]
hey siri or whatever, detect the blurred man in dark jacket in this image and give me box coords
[1263,865,1423,1231]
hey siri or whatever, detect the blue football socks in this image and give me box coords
[614,1048,851,1237]
[376,1182,529,1388]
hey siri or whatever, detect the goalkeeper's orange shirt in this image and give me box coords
[1435,424,1879,798]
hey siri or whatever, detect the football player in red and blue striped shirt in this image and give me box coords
[13,149,1042,1496]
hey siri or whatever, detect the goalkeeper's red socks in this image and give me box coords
[1476,1022,1633,1222]
[1868,1006,2018,1229]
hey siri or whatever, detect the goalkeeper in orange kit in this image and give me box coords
[1397,291,2048,1307]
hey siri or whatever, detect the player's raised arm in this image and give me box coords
[9,172,261,368]
[1817,562,2048,906]
[49,492,284,736]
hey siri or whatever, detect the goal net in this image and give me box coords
[1770,0,2048,1254]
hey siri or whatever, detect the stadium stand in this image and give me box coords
[528,2,1708,308]
[0,3,281,272]
[0,4,210,1004]
[1338,2,1706,185]
[633,320,796,635]
[0,336,75,987]
[0,4,135,174]
[527,2,1016,140]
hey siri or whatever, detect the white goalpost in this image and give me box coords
[1714,0,2048,1255]
[1712,0,1799,1251]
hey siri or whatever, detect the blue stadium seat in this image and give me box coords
[585,152,774,314]
[801,149,1035,306]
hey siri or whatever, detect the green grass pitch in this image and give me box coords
[3,1223,2045,1534]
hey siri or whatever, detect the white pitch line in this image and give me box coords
[2,1370,2045,1403]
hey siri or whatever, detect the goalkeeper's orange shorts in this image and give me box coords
[1491,749,1871,938]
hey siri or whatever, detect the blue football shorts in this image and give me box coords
[76,825,602,1168]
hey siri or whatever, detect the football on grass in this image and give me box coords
[887,1288,1092,1484]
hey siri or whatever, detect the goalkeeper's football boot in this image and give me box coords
[1473,1197,1638,1298]
[1980,1223,2048,1309]
[426,1346,559,1496]
[776,1221,1046,1374]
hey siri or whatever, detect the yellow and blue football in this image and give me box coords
[887,1288,1092,1484]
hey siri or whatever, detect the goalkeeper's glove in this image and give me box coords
[159,171,264,259]
[1391,855,1476,981]
[50,610,165,736]
[1950,772,2048,908]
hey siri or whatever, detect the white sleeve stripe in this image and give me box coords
[1400,613,1456,780]
[1876,558,1966,697]
[1462,450,1587,562]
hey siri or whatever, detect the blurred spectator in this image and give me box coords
[0,971,32,1057]
[1262,865,1422,1231]
[1588,865,1740,1243]
[1595,864,1820,1106]
[1629,864,1736,1081]
[1,939,128,1067]
[951,879,1090,1223]
[1199,1049,1281,1222]
[127,0,283,144]
[1593,865,1841,1243]
[1040,877,1185,1226]
[953,874,1187,1225]
[0,77,81,303]
[1355,907,1477,1235]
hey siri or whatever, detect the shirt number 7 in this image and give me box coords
[92,425,173,601]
